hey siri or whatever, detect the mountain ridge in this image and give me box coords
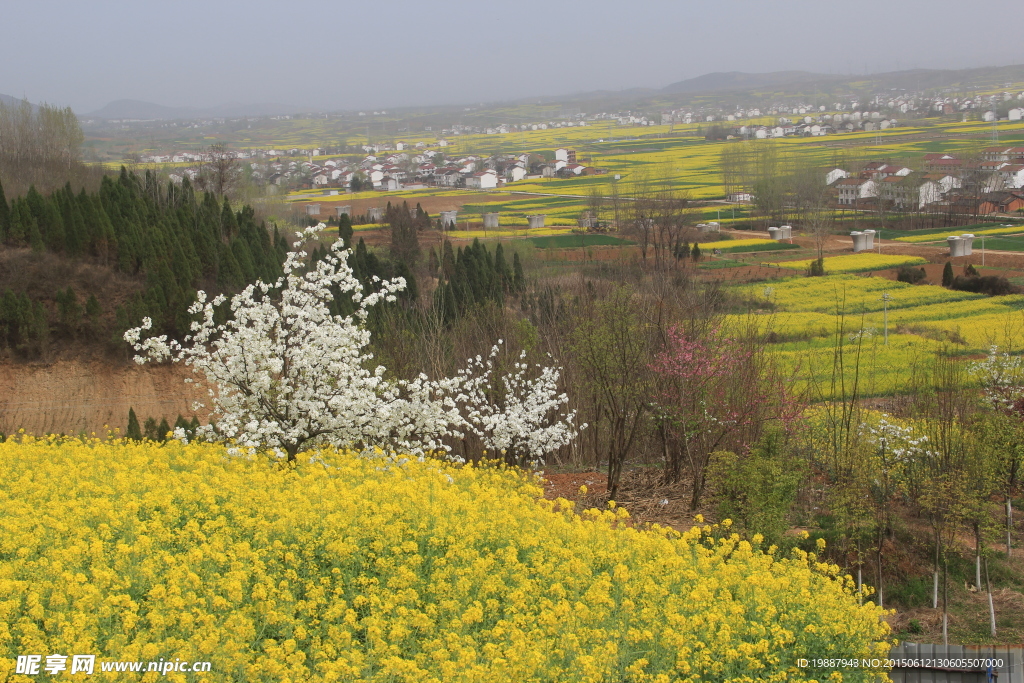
[84,99,311,120]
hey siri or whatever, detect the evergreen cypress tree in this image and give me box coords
[389,201,420,266]
[143,417,159,441]
[442,241,456,280]
[231,238,257,282]
[158,418,171,441]
[691,242,701,262]
[428,246,439,276]
[512,252,525,294]
[57,287,81,334]
[85,294,102,337]
[220,197,238,239]
[394,260,419,304]
[942,261,954,287]
[494,243,512,292]
[126,407,143,440]
[337,214,354,249]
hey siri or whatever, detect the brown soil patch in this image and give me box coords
[541,471,608,500]
[297,192,510,219]
[0,360,206,436]
[541,467,713,531]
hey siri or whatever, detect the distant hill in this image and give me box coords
[85,99,310,120]
[661,71,838,94]
[0,93,37,110]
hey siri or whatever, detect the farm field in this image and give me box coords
[701,238,801,253]
[892,224,1024,243]
[732,274,1024,396]
[771,253,928,273]
[0,438,889,681]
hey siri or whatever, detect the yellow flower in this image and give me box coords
[0,437,890,682]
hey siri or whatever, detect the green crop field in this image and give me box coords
[528,234,632,248]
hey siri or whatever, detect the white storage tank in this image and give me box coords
[863,229,875,249]
[851,231,867,252]
[768,227,781,240]
[440,210,457,229]
[948,236,964,257]
[961,234,975,256]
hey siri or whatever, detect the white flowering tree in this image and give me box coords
[970,344,1024,411]
[126,224,578,463]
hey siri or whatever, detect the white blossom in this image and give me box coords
[125,224,578,462]
[970,345,1024,410]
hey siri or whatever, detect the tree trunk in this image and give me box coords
[985,556,996,637]
[975,522,982,590]
[942,555,948,647]
[1008,498,1014,558]
[689,467,705,512]
[876,540,884,609]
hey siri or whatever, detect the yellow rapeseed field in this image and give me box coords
[773,254,927,273]
[0,438,891,682]
[893,225,1024,243]
[700,238,778,251]
[731,274,1024,397]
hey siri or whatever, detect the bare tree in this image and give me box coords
[791,163,836,259]
[195,143,241,197]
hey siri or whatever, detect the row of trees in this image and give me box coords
[0,99,101,197]
[0,170,290,357]
[431,240,525,324]
[0,99,83,171]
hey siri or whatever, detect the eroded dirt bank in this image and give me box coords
[0,360,206,436]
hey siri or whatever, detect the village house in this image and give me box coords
[998,164,1024,189]
[465,170,498,190]
[825,168,849,185]
[507,166,528,182]
[879,173,941,210]
[982,146,1024,162]
[554,148,577,163]
[978,191,1024,214]
[835,178,878,205]
[922,173,961,195]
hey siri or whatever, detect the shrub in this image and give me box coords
[950,274,1018,296]
[896,264,926,284]
[708,429,805,546]
[808,257,826,277]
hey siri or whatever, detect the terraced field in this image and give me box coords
[732,274,1024,397]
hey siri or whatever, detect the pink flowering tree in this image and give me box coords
[651,323,802,510]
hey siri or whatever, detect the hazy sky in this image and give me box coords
[3,0,1023,113]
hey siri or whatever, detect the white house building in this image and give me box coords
[465,170,498,190]
[835,178,878,205]
[825,168,849,185]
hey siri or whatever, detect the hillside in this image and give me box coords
[85,99,310,121]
